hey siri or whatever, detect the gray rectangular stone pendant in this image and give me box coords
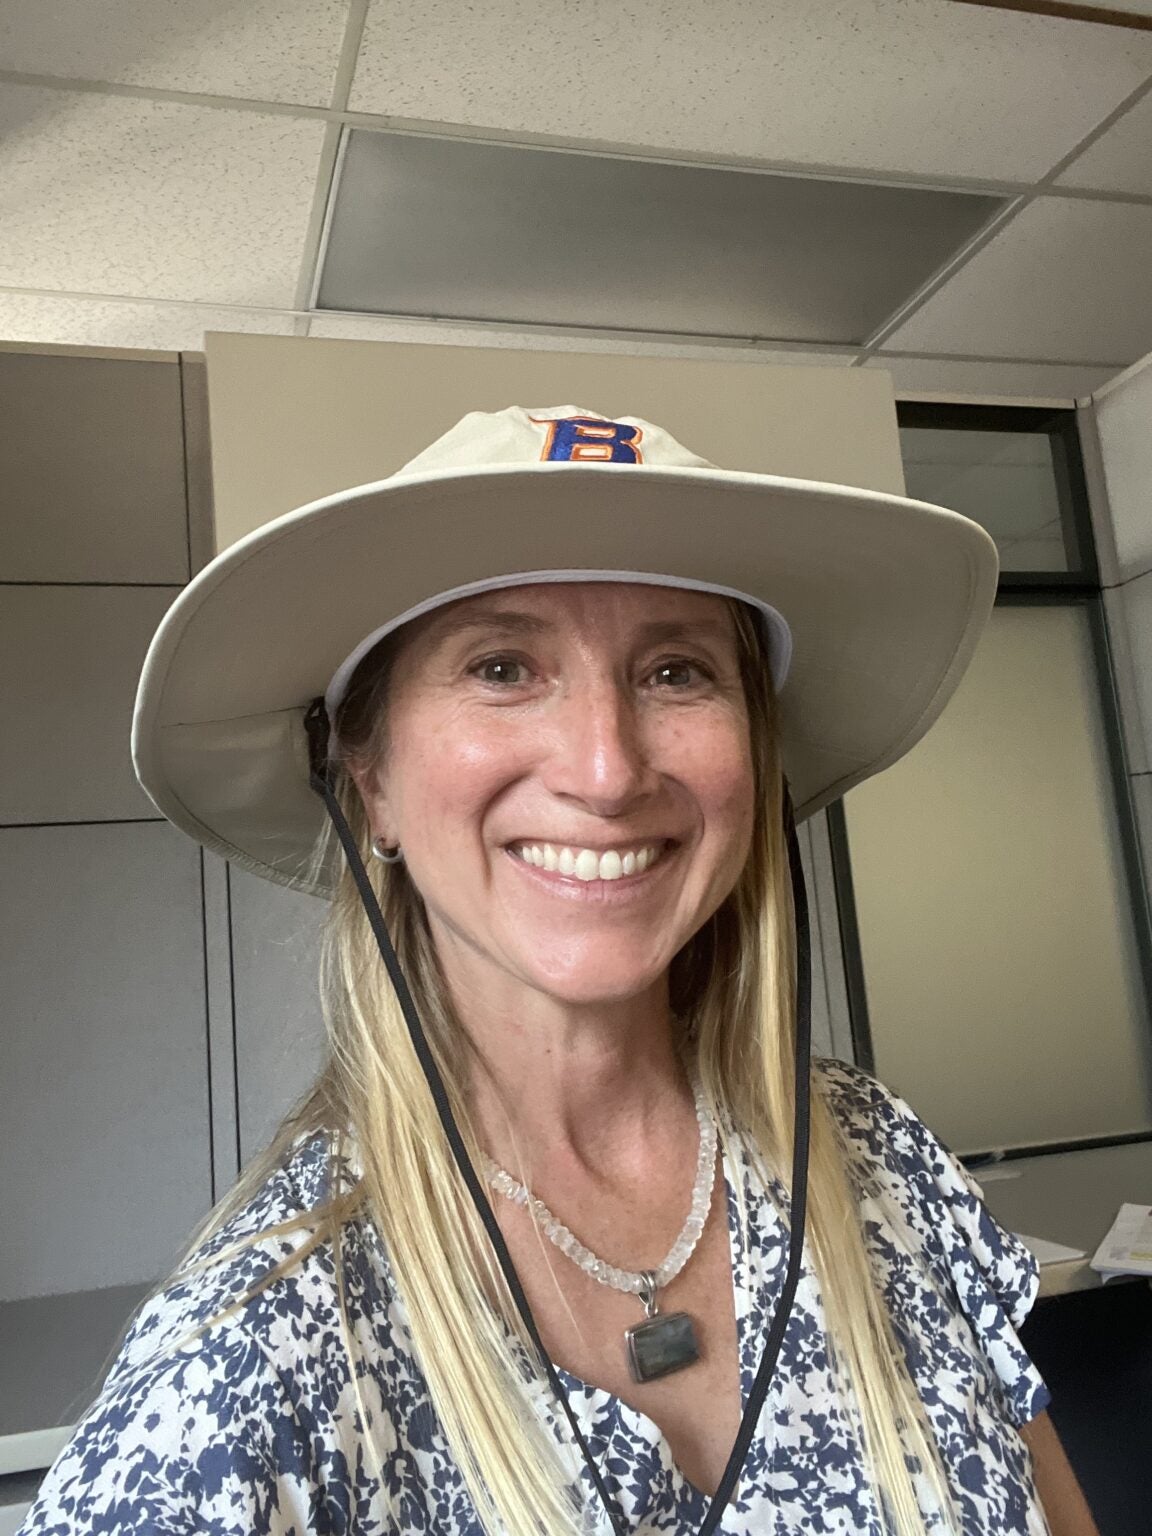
[624,1311,700,1383]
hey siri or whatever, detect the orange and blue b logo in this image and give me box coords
[536,416,644,464]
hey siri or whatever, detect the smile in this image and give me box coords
[508,841,669,882]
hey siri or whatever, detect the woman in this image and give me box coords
[21,405,1095,1535]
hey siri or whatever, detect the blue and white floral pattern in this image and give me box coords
[20,1060,1051,1534]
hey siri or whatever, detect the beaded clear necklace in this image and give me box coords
[482,1072,718,1383]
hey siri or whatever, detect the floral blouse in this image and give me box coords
[20,1059,1052,1534]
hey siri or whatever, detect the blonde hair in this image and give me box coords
[189,598,959,1534]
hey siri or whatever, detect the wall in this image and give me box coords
[0,346,212,1301]
[0,344,330,1466]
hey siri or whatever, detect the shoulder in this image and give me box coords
[109,1132,370,1388]
[21,1323,294,1536]
[22,1136,402,1535]
[811,1056,1048,1425]
[813,1054,987,1209]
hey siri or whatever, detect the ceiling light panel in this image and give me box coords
[317,132,1004,346]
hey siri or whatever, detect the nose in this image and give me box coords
[541,678,657,817]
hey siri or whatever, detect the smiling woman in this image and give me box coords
[20,406,1094,1536]
[351,587,755,1011]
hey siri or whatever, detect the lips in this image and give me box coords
[508,840,669,882]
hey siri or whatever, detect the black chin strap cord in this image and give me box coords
[696,779,813,1536]
[305,700,812,1536]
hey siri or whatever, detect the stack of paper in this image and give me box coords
[1090,1203,1152,1281]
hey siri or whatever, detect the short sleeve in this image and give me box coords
[818,1058,1052,1430]
[18,1328,311,1536]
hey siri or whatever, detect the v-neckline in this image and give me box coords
[545,1142,773,1519]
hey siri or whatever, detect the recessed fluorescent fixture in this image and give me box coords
[316,131,1005,345]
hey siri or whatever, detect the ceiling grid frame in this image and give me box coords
[3,63,1152,209]
[857,68,1152,359]
[0,0,1150,391]
[290,0,371,327]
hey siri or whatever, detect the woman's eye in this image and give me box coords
[649,659,709,688]
[471,655,527,686]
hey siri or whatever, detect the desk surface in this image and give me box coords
[977,1139,1152,1297]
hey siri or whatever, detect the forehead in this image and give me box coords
[406,580,740,649]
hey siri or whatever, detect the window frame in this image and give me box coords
[824,401,1152,1161]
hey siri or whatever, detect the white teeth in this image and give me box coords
[574,848,600,881]
[599,851,623,881]
[513,842,664,881]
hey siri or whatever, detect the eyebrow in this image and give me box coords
[423,608,734,649]
[422,610,552,645]
[630,618,734,647]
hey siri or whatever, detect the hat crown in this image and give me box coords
[397,404,716,476]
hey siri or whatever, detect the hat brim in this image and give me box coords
[132,461,998,898]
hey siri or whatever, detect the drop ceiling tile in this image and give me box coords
[0,84,326,305]
[866,354,1120,399]
[350,0,1152,182]
[0,293,296,350]
[0,0,350,106]
[1057,88,1152,194]
[308,312,858,365]
[882,198,1152,364]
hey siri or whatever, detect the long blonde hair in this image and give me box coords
[190,597,958,1534]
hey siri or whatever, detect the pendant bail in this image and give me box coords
[637,1269,660,1319]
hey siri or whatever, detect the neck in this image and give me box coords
[446,976,692,1179]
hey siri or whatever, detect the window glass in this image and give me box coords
[899,425,1076,573]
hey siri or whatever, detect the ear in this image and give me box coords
[348,756,396,847]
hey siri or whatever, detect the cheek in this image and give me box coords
[386,712,534,828]
[663,713,756,831]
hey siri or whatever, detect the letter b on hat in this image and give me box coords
[537,416,644,464]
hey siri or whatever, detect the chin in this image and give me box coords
[520,961,669,1009]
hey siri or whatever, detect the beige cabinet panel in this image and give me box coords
[205,335,904,550]
[0,585,179,823]
[0,352,188,584]
[0,821,211,1299]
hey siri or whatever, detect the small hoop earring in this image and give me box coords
[371,836,404,865]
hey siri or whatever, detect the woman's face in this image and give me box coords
[354,582,756,1010]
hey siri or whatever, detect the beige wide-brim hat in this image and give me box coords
[132,404,998,898]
